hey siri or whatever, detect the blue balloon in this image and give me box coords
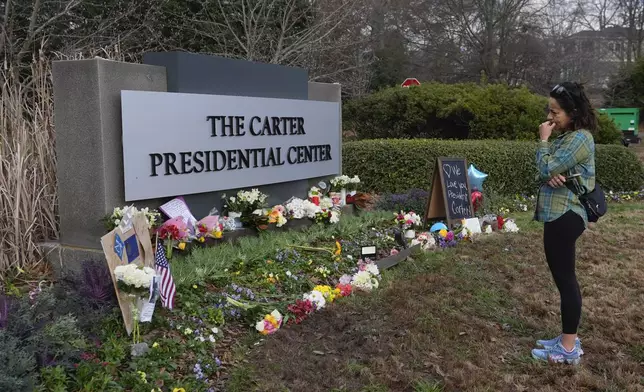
[468,164,488,191]
[430,222,448,232]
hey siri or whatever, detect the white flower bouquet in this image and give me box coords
[102,206,161,232]
[285,197,321,220]
[114,264,156,297]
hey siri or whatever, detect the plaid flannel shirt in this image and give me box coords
[534,130,596,226]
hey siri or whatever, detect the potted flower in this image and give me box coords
[346,176,360,204]
[329,175,352,206]
[223,189,268,227]
[394,211,422,239]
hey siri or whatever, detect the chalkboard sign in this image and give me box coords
[424,157,474,228]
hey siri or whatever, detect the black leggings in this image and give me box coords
[543,210,586,334]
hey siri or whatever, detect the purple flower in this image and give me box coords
[193,362,204,380]
[214,356,222,367]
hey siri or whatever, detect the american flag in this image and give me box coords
[155,238,176,309]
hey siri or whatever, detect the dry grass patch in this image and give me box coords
[227,204,644,392]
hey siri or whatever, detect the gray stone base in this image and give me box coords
[39,242,106,278]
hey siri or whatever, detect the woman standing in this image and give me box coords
[532,82,597,365]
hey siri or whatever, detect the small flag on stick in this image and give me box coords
[155,237,176,309]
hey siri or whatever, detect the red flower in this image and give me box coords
[336,283,353,297]
[159,224,180,240]
[287,299,315,324]
[198,223,208,234]
[496,215,505,230]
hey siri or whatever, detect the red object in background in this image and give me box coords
[401,78,421,88]
[497,215,505,230]
[310,195,320,206]
[471,190,483,213]
[346,194,355,204]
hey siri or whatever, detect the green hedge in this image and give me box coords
[343,139,644,195]
[343,83,623,144]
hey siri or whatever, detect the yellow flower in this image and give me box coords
[265,314,278,325]
[137,371,147,383]
[439,229,448,238]
[235,271,241,275]
[193,284,198,289]
[173,389,186,392]
[214,231,223,239]
[334,241,342,255]
[198,237,205,243]
[178,242,186,250]
[152,342,159,348]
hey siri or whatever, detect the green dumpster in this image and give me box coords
[598,108,640,142]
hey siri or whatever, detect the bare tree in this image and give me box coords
[575,0,620,30]
[618,0,644,61]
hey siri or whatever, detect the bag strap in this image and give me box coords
[564,175,587,198]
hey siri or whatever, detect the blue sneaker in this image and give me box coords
[536,335,584,355]
[532,342,581,365]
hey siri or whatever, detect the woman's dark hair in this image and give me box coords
[549,82,598,132]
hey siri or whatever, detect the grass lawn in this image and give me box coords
[225,203,644,392]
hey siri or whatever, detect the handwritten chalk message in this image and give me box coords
[441,160,473,219]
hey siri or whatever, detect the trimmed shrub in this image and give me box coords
[343,83,623,144]
[375,189,429,213]
[343,139,644,196]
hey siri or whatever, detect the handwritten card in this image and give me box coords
[160,197,197,226]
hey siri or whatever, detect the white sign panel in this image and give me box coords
[121,91,341,201]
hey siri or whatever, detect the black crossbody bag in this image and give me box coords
[566,178,607,223]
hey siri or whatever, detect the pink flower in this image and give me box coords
[446,231,454,241]
[390,249,399,256]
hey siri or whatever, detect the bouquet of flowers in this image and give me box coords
[251,209,270,230]
[114,264,156,297]
[284,197,321,220]
[411,232,436,250]
[102,206,161,232]
[219,216,237,232]
[255,310,283,335]
[350,260,380,292]
[113,263,156,344]
[394,211,422,229]
[436,229,459,248]
[287,299,316,325]
[336,259,381,293]
[223,189,268,216]
[267,205,288,227]
[195,216,224,241]
[158,217,191,258]
[314,208,340,224]
[502,219,519,233]
[329,175,351,191]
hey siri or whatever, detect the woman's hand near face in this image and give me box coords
[539,121,556,141]
[547,174,566,188]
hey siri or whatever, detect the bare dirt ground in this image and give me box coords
[226,204,644,392]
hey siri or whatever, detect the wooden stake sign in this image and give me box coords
[424,157,474,228]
